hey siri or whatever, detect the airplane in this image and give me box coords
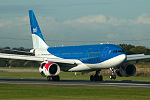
[0,10,150,81]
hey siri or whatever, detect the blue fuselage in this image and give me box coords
[47,44,126,64]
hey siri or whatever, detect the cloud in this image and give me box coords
[66,15,107,24]
[134,14,150,24]
[0,16,29,28]
[65,14,150,26]
[0,20,12,27]
[64,15,127,26]
[1,13,150,28]
[0,16,56,29]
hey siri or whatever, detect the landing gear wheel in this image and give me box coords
[110,75,116,79]
[47,76,52,81]
[90,75,94,81]
[90,70,103,81]
[52,76,60,81]
[53,76,60,81]
[99,75,103,81]
[47,76,60,81]
[110,75,112,79]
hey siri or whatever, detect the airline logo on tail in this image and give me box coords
[33,27,37,33]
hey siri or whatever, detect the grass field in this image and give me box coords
[0,84,150,100]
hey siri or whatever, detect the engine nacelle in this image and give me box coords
[116,62,136,77]
[39,62,60,77]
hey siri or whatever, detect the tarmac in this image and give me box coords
[0,78,150,88]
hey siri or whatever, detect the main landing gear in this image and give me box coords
[47,75,60,81]
[90,70,103,81]
[110,68,116,80]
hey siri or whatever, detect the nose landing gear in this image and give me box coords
[110,68,116,79]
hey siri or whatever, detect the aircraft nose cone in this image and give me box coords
[119,54,127,65]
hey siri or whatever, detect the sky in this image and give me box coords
[0,0,150,48]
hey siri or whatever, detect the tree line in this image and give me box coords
[118,44,150,55]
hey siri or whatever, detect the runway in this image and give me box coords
[0,78,150,88]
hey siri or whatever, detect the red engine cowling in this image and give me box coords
[39,62,60,77]
[116,62,136,77]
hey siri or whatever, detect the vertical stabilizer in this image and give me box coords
[29,10,48,49]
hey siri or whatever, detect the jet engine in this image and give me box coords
[116,62,136,77]
[39,62,60,77]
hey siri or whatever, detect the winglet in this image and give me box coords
[29,10,48,49]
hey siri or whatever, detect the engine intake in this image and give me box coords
[116,62,136,77]
[39,62,60,77]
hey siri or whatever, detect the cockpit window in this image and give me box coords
[113,50,125,53]
[113,50,117,53]
[118,50,122,53]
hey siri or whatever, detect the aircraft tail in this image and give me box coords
[29,10,48,49]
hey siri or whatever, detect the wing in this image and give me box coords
[127,54,150,61]
[0,48,33,54]
[0,53,78,65]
